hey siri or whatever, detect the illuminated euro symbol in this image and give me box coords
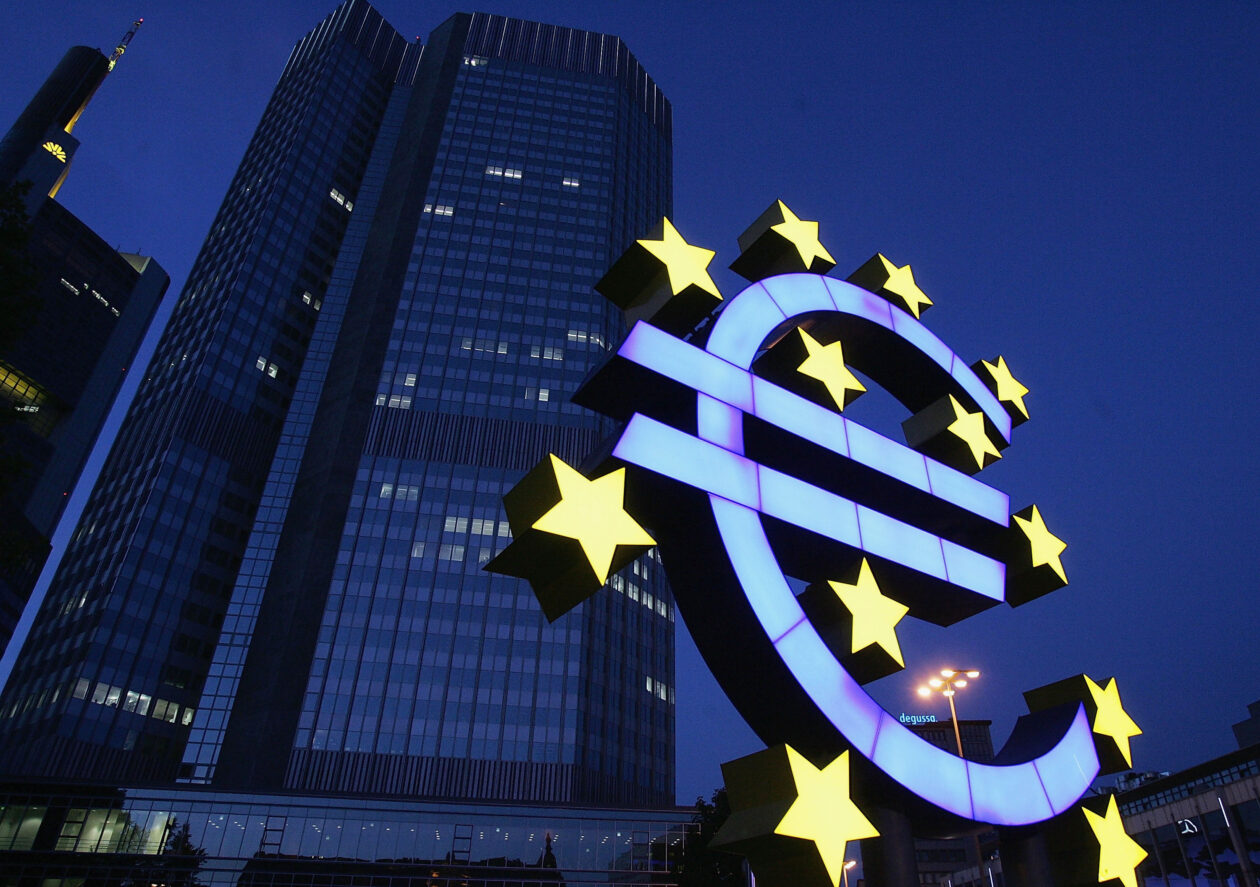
[572,270,1099,828]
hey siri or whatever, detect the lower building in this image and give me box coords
[1119,743,1260,887]
[0,781,693,887]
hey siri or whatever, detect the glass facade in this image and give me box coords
[0,1,674,809]
[1120,746,1260,887]
[0,42,168,657]
[0,784,693,887]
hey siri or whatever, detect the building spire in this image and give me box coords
[108,19,144,71]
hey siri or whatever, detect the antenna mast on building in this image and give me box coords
[108,19,143,70]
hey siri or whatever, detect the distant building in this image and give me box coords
[1119,743,1260,887]
[0,27,167,654]
[1234,700,1260,750]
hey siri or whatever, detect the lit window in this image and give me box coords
[403,373,417,386]
[439,544,465,561]
[256,357,267,371]
[538,388,549,402]
[267,363,278,378]
[562,177,580,188]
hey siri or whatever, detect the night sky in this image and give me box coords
[2,2,1258,808]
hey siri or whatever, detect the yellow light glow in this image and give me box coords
[1013,505,1067,583]
[929,678,943,688]
[637,218,720,298]
[1083,796,1147,887]
[876,254,932,318]
[981,356,1030,420]
[775,748,880,887]
[42,141,67,162]
[917,687,930,697]
[965,670,980,678]
[940,669,956,678]
[945,395,1001,470]
[796,329,866,411]
[531,455,655,583]
[770,200,835,269]
[1085,677,1142,768]
[826,559,907,666]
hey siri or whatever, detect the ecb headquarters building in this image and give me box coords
[0,3,689,883]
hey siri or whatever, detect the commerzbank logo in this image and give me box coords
[489,201,1147,887]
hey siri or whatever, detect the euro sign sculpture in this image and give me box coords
[488,201,1144,887]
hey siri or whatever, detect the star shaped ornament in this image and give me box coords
[594,217,721,334]
[903,394,1001,475]
[637,217,720,297]
[485,454,655,620]
[713,745,878,887]
[1086,676,1142,768]
[1084,796,1147,887]
[730,199,837,280]
[796,329,866,411]
[771,201,836,270]
[847,253,933,318]
[828,560,907,667]
[976,355,1030,424]
[1022,673,1141,775]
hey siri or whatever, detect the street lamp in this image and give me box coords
[842,858,857,887]
[918,669,983,870]
[917,668,980,757]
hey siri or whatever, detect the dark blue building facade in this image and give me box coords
[0,1,674,809]
[0,38,168,657]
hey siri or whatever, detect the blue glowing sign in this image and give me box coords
[605,273,1097,826]
[489,211,1126,851]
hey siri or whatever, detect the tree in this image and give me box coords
[678,787,742,887]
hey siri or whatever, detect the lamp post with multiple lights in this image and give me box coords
[918,668,984,875]
[917,668,980,757]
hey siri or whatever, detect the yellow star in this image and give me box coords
[945,395,1000,470]
[775,748,879,887]
[770,201,835,269]
[1083,796,1147,887]
[532,455,655,583]
[1086,677,1142,768]
[981,356,1030,421]
[637,218,720,298]
[1012,504,1067,583]
[878,255,933,318]
[796,329,866,411]
[827,560,908,667]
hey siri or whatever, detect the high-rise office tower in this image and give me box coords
[0,1,674,808]
[0,25,168,654]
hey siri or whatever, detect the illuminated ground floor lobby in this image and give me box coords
[0,782,694,887]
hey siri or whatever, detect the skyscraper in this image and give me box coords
[0,1,674,809]
[0,25,168,655]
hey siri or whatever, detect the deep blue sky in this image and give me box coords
[2,2,1258,807]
